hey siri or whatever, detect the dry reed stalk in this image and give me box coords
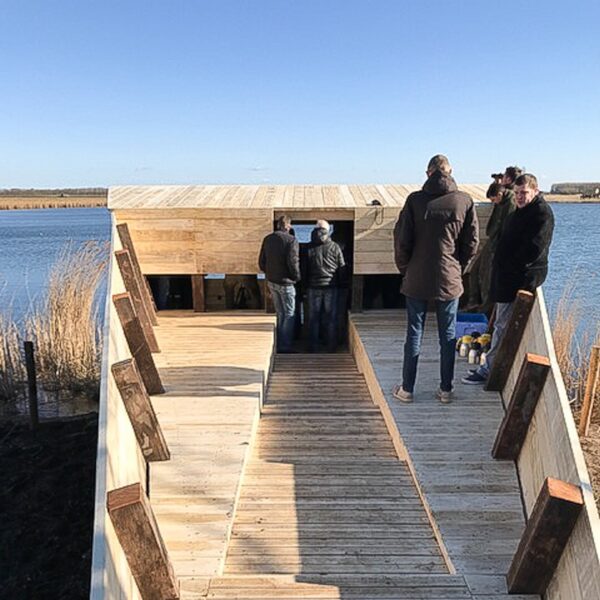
[0,312,25,402]
[26,242,108,397]
[552,282,589,405]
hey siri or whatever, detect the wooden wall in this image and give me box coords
[504,289,600,599]
[114,209,273,275]
[354,202,493,276]
[114,202,492,279]
[90,216,145,600]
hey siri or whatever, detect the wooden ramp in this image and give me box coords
[181,353,537,599]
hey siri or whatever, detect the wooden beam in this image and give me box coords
[117,222,158,325]
[507,477,583,595]
[492,353,551,460]
[579,345,600,436]
[116,249,160,352]
[351,275,364,312]
[113,293,164,395]
[485,290,536,392]
[107,483,179,600]
[192,275,206,312]
[112,359,170,462]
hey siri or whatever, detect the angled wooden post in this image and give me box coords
[107,483,179,600]
[113,293,164,395]
[192,275,206,312]
[112,359,170,461]
[116,249,160,352]
[579,345,600,437]
[486,290,536,392]
[493,353,551,460]
[507,477,583,595]
[117,222,158,325]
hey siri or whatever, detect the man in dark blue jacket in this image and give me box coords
[462,173,554,384]
[258,215,300,352]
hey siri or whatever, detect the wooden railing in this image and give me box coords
[492,288,600,598]
[90,218,171,600]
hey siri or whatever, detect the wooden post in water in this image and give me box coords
[579,345,600,437]
[24,341,39,430]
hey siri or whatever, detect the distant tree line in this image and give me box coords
[550,183,600,195]
[0,188,107,197]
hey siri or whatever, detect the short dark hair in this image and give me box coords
[486,183,505,198]
[427,154,451,175]
[514,173,538,189]
[276,215,291,231]
[504,166,523,183]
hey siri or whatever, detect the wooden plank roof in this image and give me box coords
[108,184,490,210]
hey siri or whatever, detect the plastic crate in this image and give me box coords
[456,312,488,338]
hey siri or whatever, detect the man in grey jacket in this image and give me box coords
[393,155,479,403]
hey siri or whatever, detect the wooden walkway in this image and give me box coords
[181,349,537,599]
[148,312,275,580]
[350,311,540,599]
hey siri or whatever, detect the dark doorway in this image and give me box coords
[275,219,354,352]
[147,275,193,310]
[363,274,404,309]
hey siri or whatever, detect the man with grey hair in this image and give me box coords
[393,154,479,403]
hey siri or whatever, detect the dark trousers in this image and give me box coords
[308,287,338,352]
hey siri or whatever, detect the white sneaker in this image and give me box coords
[392,385,414,403]
[436,388,454,404]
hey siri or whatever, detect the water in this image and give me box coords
[0,208,111,317]
[0,204,598,332]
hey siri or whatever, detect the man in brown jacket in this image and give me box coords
[392,155,479,403]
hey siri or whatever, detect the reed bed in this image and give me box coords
[25,243,107,397]
[0,312,26,403]
[552,283,600,414]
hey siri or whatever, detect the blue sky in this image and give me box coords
[1,1,598,189]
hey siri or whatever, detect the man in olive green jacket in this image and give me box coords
[468,169,518,312]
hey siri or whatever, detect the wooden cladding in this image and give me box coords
[492,353,551,460]
[113,293,164,395]
[507,477,583,595]
[112,359,169,462]
[354,207,398,275]
[107,483,179,600]
[115,209,272,275]
[485,290,536,392]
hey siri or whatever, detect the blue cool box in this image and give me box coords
[456,312,488,338]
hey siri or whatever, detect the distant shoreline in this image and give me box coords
[0,192,598,210]
[0,195,107,210]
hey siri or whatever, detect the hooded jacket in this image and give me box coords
[394,171,479,301]
[304,227,345,288]
[258,230,300,285]
[490,194,554,303]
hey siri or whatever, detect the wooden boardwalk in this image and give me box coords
[148,312,276,580]
[180,349,538,599]
[350,311,540,599]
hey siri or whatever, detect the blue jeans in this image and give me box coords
[477,301,513,378]
[308,287,338,352]
[268,282,296,352]
[402,296,459,393]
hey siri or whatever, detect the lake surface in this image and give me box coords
[0,204,598,335]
